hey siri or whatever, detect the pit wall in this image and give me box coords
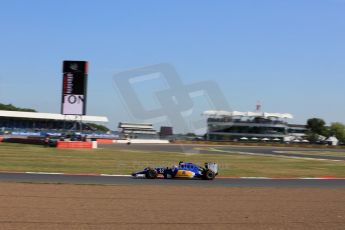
[57,139,170,147]
[94,138,169,144]
[0,136,169,146]
[116,139,170,144]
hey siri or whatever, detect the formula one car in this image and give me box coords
[132,162,218,180]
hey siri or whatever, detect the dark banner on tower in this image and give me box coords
[61,61,88,115]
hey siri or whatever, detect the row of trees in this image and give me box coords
[306,118,345,143]
[0,103,36,112]
[85,123,110,132]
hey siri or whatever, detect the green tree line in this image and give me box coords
[85,123,110,132]
[306,118,345,143]
[0,103,36,112]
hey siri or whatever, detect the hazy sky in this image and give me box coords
[0,0,344,132]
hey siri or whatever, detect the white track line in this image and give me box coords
[26,172,64,175]
[18,172,345,179]
[100,174,131,177]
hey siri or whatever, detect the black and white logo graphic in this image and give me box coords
[62,94,85,115]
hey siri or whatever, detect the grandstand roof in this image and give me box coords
[118,122,154,129]
[203,110,293,119]
[0,110,108,122]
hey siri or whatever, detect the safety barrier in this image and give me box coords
[96,139,115,144]
[56,141,93,149]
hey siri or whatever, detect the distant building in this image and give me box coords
[287,124,308,138]
[203,110,307,141]
[118,122,158,139]
[160,126,173,137]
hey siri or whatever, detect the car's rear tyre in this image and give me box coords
[146,169,158,179]
[203,170,215,180]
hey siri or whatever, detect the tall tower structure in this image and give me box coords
[255,101,262,112]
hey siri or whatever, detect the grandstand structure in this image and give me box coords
[203,110,307,141]
[0,110,108,135]
[118,122,159,139]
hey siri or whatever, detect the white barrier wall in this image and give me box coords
[92,141,98,149]
[116,139,169,144]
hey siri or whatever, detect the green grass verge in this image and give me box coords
[0,143,344,177]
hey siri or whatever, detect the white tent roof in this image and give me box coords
[326,136,338,142]
[0,110,108,122]
[301,139,309,143]
[203,110,293,119]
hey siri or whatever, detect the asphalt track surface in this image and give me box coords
[100,143,345,161]
[1,172,345,188]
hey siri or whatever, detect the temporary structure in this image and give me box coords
[301,139,309,143]
[325,136,339,146]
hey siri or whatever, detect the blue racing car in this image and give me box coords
[132,162,218,180]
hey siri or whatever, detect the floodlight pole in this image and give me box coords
[73,115,83,133]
